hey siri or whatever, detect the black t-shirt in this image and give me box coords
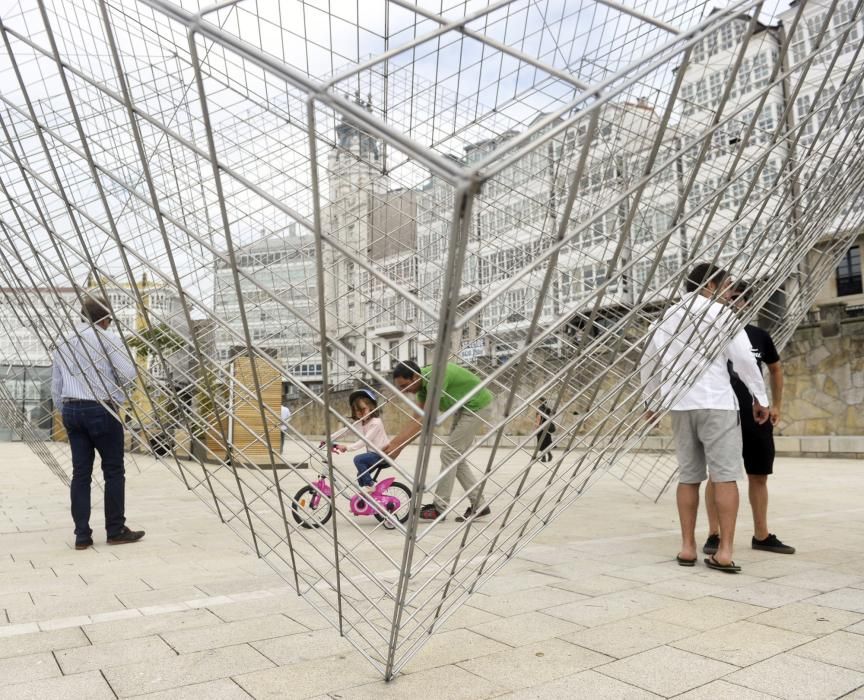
[538,403,556,433]
[730,324,779,416]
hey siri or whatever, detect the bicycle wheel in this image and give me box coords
[292,485,333,529]
[373,481,413,525]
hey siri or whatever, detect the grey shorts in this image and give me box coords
[670,409,743,484]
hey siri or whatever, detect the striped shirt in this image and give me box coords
[51,323,138,408]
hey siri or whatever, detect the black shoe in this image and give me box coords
[702,533,720,555]
[455,505,491,523]
[752,534,795,554]
[107,526,145,545]
[75,537,93,550]
[419,504,444,521]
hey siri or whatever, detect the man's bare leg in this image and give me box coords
[677,482,700,560]
[712,480,739,565]
[748,474,769,541]
[705,479,721,538]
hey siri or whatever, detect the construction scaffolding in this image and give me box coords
[0,0,862,679]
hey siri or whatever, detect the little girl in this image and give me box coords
[328,389,390,490]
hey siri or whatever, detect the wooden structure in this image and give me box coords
[51,410,67,442]
[203,356,282,466]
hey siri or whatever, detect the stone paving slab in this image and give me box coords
[116,585,208,608]
[401,627,511,673]
[806,587,864,613]
[103,643,274,697]
[749,601,864,636]
[457,637,613,691]
[640,595,769,631]
[2,443,864,698]
[710,580,820,609]
[543,589,678,628]
[162,613,306,653]
[54,635,177,674]
[7,590,131,623]
[251,628,356,665]
[769,567,863,592]
[563,616,695,658]
[669,619,813,666]
[789,630,864,672]
[469,610,583,647]
[335,665,507,699]
[549,572,642,596]
[1,670,116,699]
[0,651,61,685]
[135,679,252,700]
[501,669,661,699]
[464,585,587,617]
[0,626,89,659]
[597,646,739,697]
[673,679,780,699]
[724,653,864,699]
[233,653,380,699]
[206,590,319,624]
[82,608,224,644]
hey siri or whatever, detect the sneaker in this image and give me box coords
[455,505,491,523]
[75,537,93,550]
[702,533,720,555]
[752,534,796,554]
[419,504,444,521]
[107,526,145,545]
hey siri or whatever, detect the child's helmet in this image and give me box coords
[348,388,377,406]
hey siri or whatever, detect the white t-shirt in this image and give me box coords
[280,405,291,432]
[641,292,769,411]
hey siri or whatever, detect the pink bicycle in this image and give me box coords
[291,461,412,529]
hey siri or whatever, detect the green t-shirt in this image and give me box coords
[416,362,493,413]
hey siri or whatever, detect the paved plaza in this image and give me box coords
[1,442,863,699]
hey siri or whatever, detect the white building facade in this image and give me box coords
[212,224,323,392]
[780,0,864,314]
[209,5,864,389]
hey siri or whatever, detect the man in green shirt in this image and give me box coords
[384,360,493,522]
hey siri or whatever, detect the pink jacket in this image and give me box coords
[332,416,390,452]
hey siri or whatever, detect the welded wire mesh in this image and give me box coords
[0,0,863,679]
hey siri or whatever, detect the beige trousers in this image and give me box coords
[433,405,492,511]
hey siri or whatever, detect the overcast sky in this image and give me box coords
[0,0,793,313]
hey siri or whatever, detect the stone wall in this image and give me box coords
[286,385,540,440]
[285,351,637,443]
[778,316,864,436]
[284,317,864,444]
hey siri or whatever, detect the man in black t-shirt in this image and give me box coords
[703,282,795,555]
[535,399,556,462]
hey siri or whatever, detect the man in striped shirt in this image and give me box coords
[52,295,144,550]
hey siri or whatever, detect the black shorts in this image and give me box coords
[740,415,775,475]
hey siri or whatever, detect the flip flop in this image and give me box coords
[705,556,741,573]
[676,555,697,567]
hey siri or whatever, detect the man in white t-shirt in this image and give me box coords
[641,263,770,573]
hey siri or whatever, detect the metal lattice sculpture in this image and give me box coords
[1,0,863,679]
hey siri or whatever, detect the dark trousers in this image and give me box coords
[353,451,382,487]
[62,402,126,538]
[537,431,553,461]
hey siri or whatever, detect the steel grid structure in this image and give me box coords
[0,0,863,679]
